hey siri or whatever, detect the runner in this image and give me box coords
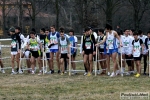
[129,29,135,72]
[82,27,96,76]
[97,29,106,75]
[58,28,70,75]
[96,24,122,77]
[122,29,133,75]
[48,25,60,74]
[45,29,51,74]
[144,31,150,75]
[9,27,21,75]
[24,28,39,73]
[0,43,5,73]
[27,31,43,75]
[39,28,47,74]
[68,29,78,75]
[132,32,144,77]
[138,30,147,75]
[80,30,88,75]
[15,27,25,73]
[115,30,123,75]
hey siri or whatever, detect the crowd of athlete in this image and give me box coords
[0,24,149,77]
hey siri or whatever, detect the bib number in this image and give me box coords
[85,42,91,49]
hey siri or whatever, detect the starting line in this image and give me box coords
[0,38,150,77]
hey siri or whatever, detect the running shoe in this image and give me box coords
[86,72,92,76]
[110,72,116,77]
[134,73,140,78]
[11,71,17,75]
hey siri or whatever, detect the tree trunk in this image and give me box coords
[55,0,59,30]
[19,0,23,32]
[106,0,112,25]
[83,0,88,28]
[32,0,36,28]
[2,0,6,37]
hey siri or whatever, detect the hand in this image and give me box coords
[18,49,20,53]
[82,51,84,55]
[120,43,123,47]
[67,54,70,58]
[93,51,96,55]
[128,54,131,57]
[95,43,99,46]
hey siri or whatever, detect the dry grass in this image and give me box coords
[0,41,150,100]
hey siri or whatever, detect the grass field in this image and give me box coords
[0,41,150,100]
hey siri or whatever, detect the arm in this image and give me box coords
[16,34,21,50]
[55,32,60,45]
[67,37,71,54]
[145,38,148,49]
[140,39,144,53]
[37,38,43,52]
[91,34,96,52]
[115,31,122,46]
[82,36,85,52]
[74,36,78,52]
[96,33,107,45]
[80,36,83,53]
[58,38,61,53]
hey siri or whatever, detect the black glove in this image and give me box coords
[48,43,55,48]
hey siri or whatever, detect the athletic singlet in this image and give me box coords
[50,32,58,49]
[133,40,141,57]
[98,35,105,49]
[116,38,120,53]
[84,36,93,51]
[11,34,19,52]
[29,38,39,51]
[40,34,46,48]
[69,36,76,54]
[138,35,147,54]
[60,37,68,54]
[147,38,150,46]
[106,31,117,50]
[45,36,50,53]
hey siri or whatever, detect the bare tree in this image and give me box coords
[25,0,51,28]
[99,0,123,26]
[129,0,150,30]
[0,0,17,36]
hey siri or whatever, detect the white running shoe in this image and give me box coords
[31,71,35,75]
[97,70,100,75]
[121,67,125,74]
[64,71,67,74]
[19,70,23,74]
[126,72,130,76]
[110,72,116,77]
[72,72,77,75]
[47,70,52,74]
[11,71,17,75]
[116,70,120,75]
[84,72,87,76]
[107,72,111,76]
[1,70,5,74]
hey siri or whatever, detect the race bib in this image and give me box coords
[61,45,68,52]
[108,40,113,49]
[50,37,57,44]
[40,40,44,44]
[85,42,91,49]
[11,41,16,48]
[30,44,38,51]
[133,46,140,57]
[124,41,129,47]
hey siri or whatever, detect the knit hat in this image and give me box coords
[9,27,15,32]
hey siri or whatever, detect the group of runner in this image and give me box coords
[0,24,149,77]
[81,24,149,77]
